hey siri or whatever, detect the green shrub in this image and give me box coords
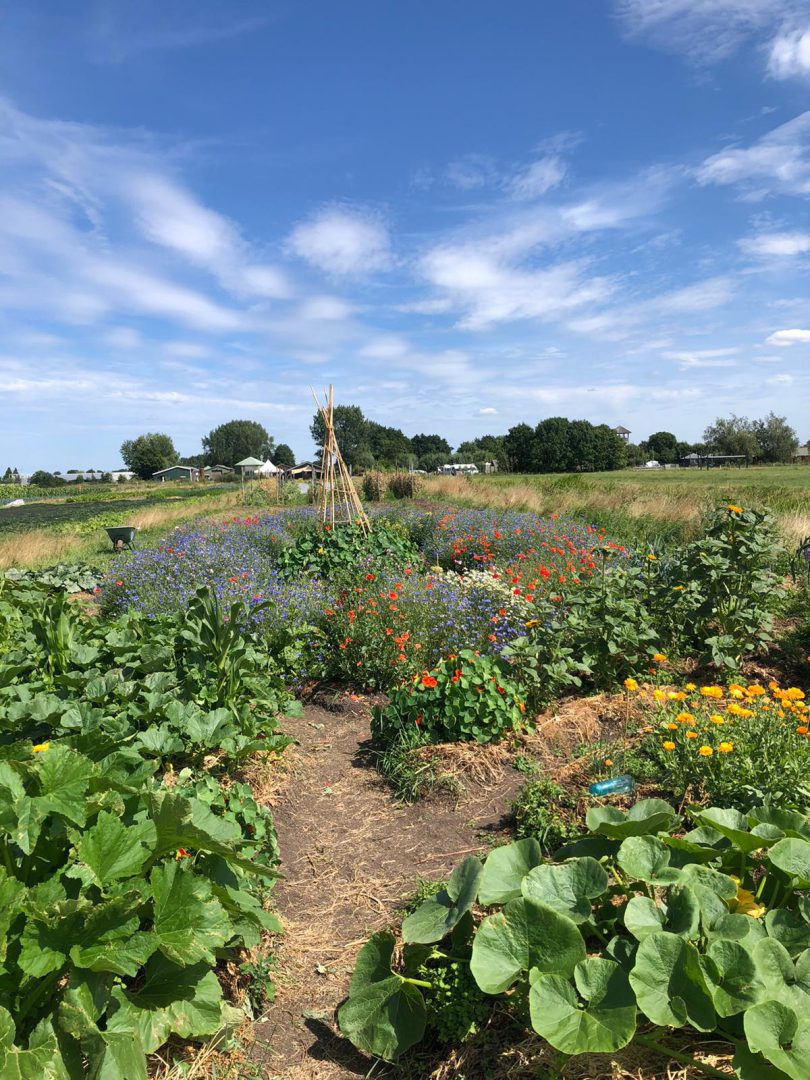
[372,649,526,746]
[339,798,810,1076]
[277,519,419,581]
[511,776,582,852]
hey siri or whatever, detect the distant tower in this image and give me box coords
[613,426,631,441]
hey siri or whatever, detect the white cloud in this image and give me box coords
[653,276,735,313]
[696,112,810,197]
[766,328,810,345]
[286,207,391,276]
[421,244,614,330]
[446,154,499,190]
[507,157,566,200]
[768,372,795,384]
[101,326,141,349]
[739,231,810,256]
[664,348,738,369]
[769,27,810,79]
[478,406,498,415]
[614,0,804,64]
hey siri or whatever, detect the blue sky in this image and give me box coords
[2,0,810,470]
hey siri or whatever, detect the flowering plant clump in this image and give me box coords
[372,649,526,745]
[635,679,810,810]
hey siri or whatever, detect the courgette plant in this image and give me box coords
[339,798,810,1078]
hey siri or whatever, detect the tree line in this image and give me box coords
[630,413,800,466]
[119,421,297,480]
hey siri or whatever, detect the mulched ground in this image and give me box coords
[251,692,522,1079]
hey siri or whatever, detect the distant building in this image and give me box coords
[203,464,234,480]
[793,446,810,465]
[614,426,631,441]
[287,462,323,481]
[152,465,200,482]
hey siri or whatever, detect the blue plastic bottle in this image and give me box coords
[589,774,635,797]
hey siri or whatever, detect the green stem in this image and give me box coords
[401,975,432,989]
[0,840,14,876]
[17,968,66,1026]
[635,1034,733,1079]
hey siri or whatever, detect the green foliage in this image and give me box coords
[28,470,66,488]
[120,433,179,480]
[511,776,582,852]
[669,504,783,668]
[3,564,102,594]
[278,519,418,582]
[372,649,525,746]
[272,443,295,468]
[201,419,273,467]
[340,798,810,1074]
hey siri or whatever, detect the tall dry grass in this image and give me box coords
[421,475,809,546]
[0,490,243,570]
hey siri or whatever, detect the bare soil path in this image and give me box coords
[252,693,521,1080]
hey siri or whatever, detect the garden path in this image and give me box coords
[253,692,520,1079]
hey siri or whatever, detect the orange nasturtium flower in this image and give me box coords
[421,675,438,689]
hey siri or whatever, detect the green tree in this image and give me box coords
[644,431,679,465]
[568,420,597,470]
[593,423,627,470]
[273,443,295,468]
[752,413,798,463]
[411,433,451,458]
[534,417,572,472]
[366,422,413,467]
[202,420,273,466]
[1,467,13,484]
[28,470,65,487]
[504,423,535,472]
[311,404,368,468]
[418,451,451,472]
[703,415,759,461]
[120,433,179,480]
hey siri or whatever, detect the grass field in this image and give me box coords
[422,465,810,547]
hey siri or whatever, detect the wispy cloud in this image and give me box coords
[766,328,810,344]
[739,230,810,256]
[695,112,810,197]
[286,206,392,277]
[87,8,275,63]
[768,26,810,79]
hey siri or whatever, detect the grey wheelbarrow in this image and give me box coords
[105,526,138,552]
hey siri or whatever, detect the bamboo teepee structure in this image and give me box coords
[312,385,370,533]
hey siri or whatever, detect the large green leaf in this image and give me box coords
[624,885,700,941]
[86,1031,148,1080]
[529,957,636,1054]
[702,939,765,1016]
[401,856,482,944]
[629,931,716,1031]
[765,910,810,957]
[478,838,542,905]
[617,836,681,884]
[337,932,426,1062]
[470,896,586,994]
[0,870,25,964]
[768,839,810,886]
[520,858,609,924]
[744,1000,810,1080]
[749,807,810,840]
[34,745,94,827]
[585,799,680,840]
[752,940,810,1012]
[73,812,156,888]
[107,954,225,1054]
[150,862,231,965]
[694,807,776,854]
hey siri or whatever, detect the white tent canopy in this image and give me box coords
[257,460,279,475]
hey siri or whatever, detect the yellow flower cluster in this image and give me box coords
[636,678,810,759]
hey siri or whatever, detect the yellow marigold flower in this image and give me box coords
[662,740,676,751]
[685,682,697,692]
[718,741,734,753]
[653,689,666,702]
[738,708,754,718]
[700,686,724,699]
[747,684,766,697]
[676,712,694,724]
[672,585,685,591]
[624,677,639,691]
[668,691,686,701]
[32,742,49,753]
[710,714,725,725]
[786,687,806,701]
[729,688,745,700]
[647,553,657,561]
[685,730,698,739]
[653,653,667,663]
[665,722,678,730]
[698,745,714,756]
[728,504,743,514]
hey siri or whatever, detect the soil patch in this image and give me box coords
[253,693,521,1079]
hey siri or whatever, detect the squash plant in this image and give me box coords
[339,798,810,1077]
[0,742,277,1079]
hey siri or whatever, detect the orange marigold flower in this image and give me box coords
[700,686,724,699]
[685,730,698,739]
[728,504,743,514]
[797,725,809,735]
[665,722,678,730]
[624,678,639,691]
[718,742,733,753]
[676,712,694,724]
[652,653,667,663]
[662,741,676,751]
